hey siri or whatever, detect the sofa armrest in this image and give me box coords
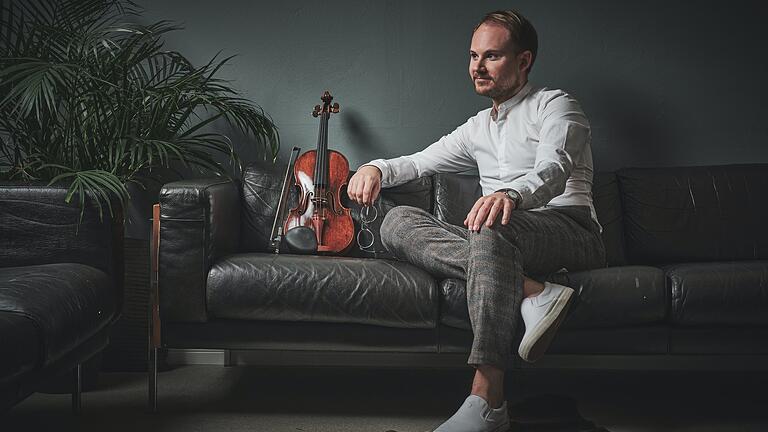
[158,178,240,322]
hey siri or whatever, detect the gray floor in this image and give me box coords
[4,365,768,431]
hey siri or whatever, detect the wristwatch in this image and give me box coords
[498,188,522,209]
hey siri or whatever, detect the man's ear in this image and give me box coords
[518,50,533,73]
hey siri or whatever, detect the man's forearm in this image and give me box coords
[501,161,570,210]
[358,156,421,188]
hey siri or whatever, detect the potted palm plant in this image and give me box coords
[0,0,280,373]
[0,0,279,218]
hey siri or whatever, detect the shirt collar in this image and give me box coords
[491,81,533,121]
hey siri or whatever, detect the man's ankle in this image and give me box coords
[471,365,505,408]
[525,287,545,298]
[523,278,545,298]
[470,391,504,409]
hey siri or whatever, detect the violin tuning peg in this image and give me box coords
[312,105,321,117]
[331,102,340,113]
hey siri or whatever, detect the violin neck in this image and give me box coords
[313,111,330,189]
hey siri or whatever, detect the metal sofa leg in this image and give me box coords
[72,363,82,415]
[148,346,158,413]
[148,203,161,413]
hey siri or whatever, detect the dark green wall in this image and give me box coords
[138,0,768,172]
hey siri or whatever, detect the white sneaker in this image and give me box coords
[518,281,575,363]
[433,395,510,432]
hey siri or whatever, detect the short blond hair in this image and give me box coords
[474,10,538,73]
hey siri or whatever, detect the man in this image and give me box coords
[347,10,605,432]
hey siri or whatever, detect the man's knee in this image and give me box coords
[379,205,427,250]
[469,218,522,249]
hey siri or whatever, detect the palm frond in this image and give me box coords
[46,166,129,221]
[0,0,279,219]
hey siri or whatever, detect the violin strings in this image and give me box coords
[320,111,325,189]
[324,111,327,188]
[322,111,328,188]
[314,112,322,188]
[313,105,332,207]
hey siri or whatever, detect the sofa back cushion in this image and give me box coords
[240,161,285,253]
[617,164,768,265]
[240,161,433,258]
[433,173,482,226]
[592,172,627,266]
[0,183,121,278]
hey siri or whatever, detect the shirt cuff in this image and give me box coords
[357,160,390,187]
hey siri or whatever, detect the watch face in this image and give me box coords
[506,190,521,205]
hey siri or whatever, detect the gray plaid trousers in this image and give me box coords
[379,205,606,368]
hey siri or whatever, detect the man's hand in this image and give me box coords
[463,192,517,232]
[347,165,382,206]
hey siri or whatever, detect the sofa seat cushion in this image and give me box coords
[0,312,39,385]
[439,266,667,330]
[0,263,115,366]
[666,261,768,326]
[207,253,438,329]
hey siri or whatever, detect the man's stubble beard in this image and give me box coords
[474,84,503,99]
[473,77,523,101]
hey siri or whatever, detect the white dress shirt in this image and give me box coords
[360,82,601,231]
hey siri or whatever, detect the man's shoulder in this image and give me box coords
[529,85,575,104]
[461,107,493,127]
[528,86,585,117]
[472,106,494,119]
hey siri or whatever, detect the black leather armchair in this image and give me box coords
[0,183,123,413]
[152,162,768,408]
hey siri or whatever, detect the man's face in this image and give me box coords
[469,22,530,102]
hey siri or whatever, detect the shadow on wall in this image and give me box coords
[587,79,681,171]
[341,107,385,161]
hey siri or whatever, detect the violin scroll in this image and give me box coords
[311,91,341,117]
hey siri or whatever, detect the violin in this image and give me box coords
[284,91,354,254]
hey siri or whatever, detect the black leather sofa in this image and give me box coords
[153,162,768,405]
[0,184,123,413]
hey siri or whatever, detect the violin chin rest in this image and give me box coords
[284,226,318,255]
